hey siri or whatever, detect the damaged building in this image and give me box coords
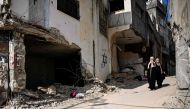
[0,0,176,106]
[108,0,147,77]
[108,0,162,77]
[147,0,174,75]
[0,0,112,104]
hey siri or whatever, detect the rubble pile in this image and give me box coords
[106,74,147,89]
[162,96,187,109]
[3,79,117,109]
[1,75,147,109]
[118,52,144,76]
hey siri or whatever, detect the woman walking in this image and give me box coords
[155,58,164,88]
[147,56,156,90]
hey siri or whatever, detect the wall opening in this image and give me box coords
[24,35,84,90]
[109,0,124,12]
[57,0,80,20]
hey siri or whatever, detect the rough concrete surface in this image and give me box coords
[68,76,176,109]
[2,76,177,109]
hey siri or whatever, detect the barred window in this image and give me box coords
[57,0,80,20]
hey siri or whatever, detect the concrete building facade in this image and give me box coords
[0,0,174,105]
[108,0,162,77]
[0,0,112,104]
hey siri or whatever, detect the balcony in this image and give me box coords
[108,11,146,39]
[108,12,132,28]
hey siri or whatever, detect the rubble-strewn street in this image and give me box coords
[1,76,176,109]
[2,0,190,108]
[67,76,177,109]
[2,78,118,109]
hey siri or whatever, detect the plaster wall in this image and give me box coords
[49,0,80,46]
[80,0,110,81]
[171,0,190,89]
[10,0,29,21]
[10,0,111,83]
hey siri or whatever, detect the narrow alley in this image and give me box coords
[64,76,177,109]
[2,76,177,109]
[1,0,190,109]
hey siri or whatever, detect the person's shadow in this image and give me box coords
[161,83,170,88]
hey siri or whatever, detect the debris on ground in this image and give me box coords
[2,77,119,109]
[162,96,186,109]
[1,75,148,109]
[21,89,39,99]
[37,85,56,95]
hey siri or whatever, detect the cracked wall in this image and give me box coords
[169,0,190,106]
[171,0,190,89]
[9,32,26,92]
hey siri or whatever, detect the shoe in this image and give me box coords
[150,88,156,90]
[158,86,162,88]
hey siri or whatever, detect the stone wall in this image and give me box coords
[9,32,26,92]
[171,0,190,89]
[170,0,190,107]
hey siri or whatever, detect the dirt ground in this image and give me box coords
[66,76,177,109]
[2,76,176,109]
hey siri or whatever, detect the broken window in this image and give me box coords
[109,0,124,12]
[57,0,80,20]
[99,1,108,37]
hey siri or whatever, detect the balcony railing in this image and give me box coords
[108,12,132,28]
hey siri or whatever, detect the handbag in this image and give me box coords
[162,73,165,80]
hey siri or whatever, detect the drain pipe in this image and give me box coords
[93,40,96,77]
[7,31,12,100]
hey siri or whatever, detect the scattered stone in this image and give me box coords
[37,85,56,95]
[92,78,109,92]
[37,86,48,93]
[21,89,39,99]
[2,79,119,108]
[47,85,56,95]
[85,89,94,94]
[108,86,117,92]
[163,96,186,109]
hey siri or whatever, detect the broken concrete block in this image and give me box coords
[21,89,39,99]
[86,89,94,94]
[37,86,48,93]
[47,85,56,95]
[37,85,56,95]
[108,86,116,92]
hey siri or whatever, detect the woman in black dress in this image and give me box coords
[155,58,164,88]
[147,56,156,90]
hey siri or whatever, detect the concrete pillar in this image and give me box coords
[9,32,26,92]
[176,36,190,89]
